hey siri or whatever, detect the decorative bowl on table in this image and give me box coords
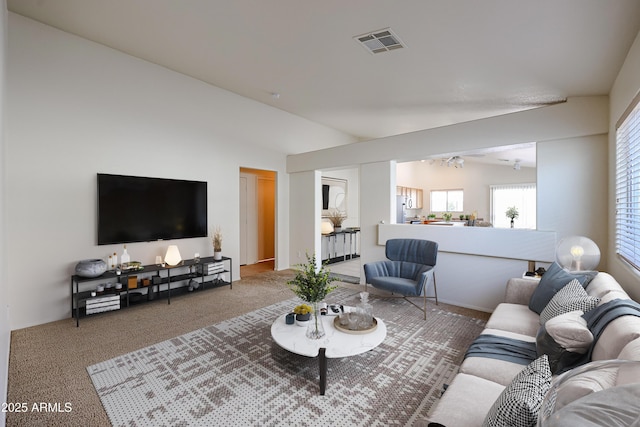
[75,259,107,278]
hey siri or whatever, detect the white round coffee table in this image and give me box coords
[271,313,387,395]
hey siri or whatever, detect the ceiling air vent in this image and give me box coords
[354,28,405,54]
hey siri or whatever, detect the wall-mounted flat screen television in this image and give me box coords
[97,173,207,245]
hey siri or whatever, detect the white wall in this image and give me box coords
[609,29,640,301]
[397,160,536,220]
[6,14,354,329]
[289,170,321,266]
[1,2,9,425]
[537,134,608,269]
[359,161,396,277]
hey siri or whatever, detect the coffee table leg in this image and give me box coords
[319,347,327,395]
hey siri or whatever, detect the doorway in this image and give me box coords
[239,168,276,277]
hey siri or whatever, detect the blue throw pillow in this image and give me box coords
[528,263,595,314]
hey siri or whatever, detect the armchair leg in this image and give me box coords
[423,291,427,320]
[432,273,438,305]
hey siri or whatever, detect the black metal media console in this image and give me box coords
[70,256,232,326]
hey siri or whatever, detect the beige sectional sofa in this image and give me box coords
[426,268,640,427]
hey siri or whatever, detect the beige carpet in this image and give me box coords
[7,270,489,426]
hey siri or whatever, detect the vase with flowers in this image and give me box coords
[211,226,223,260]
[327,210,346,232]
[505,206,519,228]
[287,253,337,339]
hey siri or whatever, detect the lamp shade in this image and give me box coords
[555,236,600,272]
[321,221,334,234]
[164,245,182,266]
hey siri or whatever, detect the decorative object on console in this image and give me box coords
[321,220,334,234]
[120,245,130,268]
[108,253,117,270]
[121,261,143,272]
[555,235,600,273]
[326,209,346,232]
[505,206,519,228]
[164,245,183,267]
[211,226,223,260]
[287,253,336,339]
[75,259,108,278]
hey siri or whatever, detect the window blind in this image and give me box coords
[616,92,640,271]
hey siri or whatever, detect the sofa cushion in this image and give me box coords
[486,303,540,337]
[367,275,423,296]
[585,272,627,299]
[598,290,630,305]
[618,337,640,361]
[551,362,619,411]
[542,384,640,427]
[591,315,640,361]
[482,355,552,427]
[536,311,593,374]
[539,279,599,325]
[461,329,537,386]
[427,373,505,427]
[528,262,595,314]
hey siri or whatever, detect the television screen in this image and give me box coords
[97,174,207,245]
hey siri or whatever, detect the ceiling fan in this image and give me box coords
[440,156,465,168]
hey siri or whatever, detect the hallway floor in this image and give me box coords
[240,259,275,278]
[240,258,361,281]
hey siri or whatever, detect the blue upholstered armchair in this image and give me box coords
[363,238,438,319]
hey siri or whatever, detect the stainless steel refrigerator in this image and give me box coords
[396,195,406,224]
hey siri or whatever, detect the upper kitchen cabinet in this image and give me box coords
[397,186,423,209]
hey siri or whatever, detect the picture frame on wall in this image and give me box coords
[322,177,347,217]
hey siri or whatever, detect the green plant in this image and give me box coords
[427,213,436,219]
[287,253,337,303]
[505,206,520,220]
[443,212,453,222]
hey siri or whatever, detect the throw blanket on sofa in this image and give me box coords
[582,298,640,362]
[464,334,537,365]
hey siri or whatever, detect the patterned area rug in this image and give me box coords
[87,287,485,426]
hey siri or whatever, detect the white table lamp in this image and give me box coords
[164,245,182,266]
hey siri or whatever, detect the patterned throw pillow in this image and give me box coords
[539,279,600,325]
[528,262,596,314]
[482,355,552,427]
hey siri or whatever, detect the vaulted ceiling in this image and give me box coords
[8,0,640,152]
